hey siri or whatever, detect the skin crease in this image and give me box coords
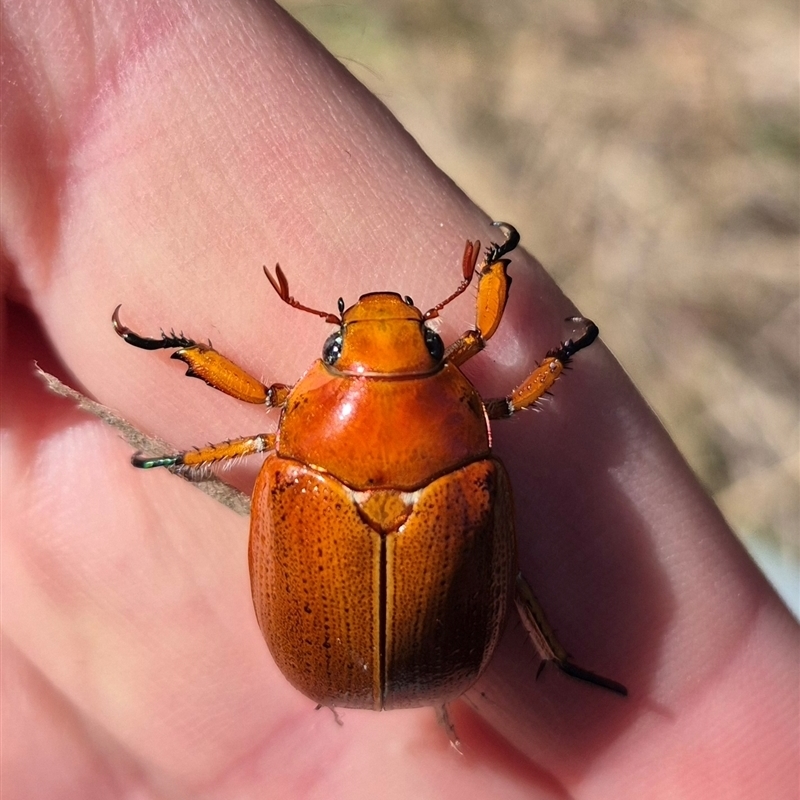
[1,1,798,798]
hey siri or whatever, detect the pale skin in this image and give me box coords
[2,2,798,798]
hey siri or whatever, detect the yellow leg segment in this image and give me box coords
[133,433,276,473]
[172,346,286,406]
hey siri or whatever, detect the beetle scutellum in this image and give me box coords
[113,223,626,740]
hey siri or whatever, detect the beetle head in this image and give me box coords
[325,293,444,376]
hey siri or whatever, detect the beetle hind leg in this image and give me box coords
[515,573,627,697]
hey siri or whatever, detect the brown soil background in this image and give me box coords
[284,0,799,582]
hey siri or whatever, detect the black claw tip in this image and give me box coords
[557,661,628,696]
[112,306,196,351]
[485,222,520,263]
[112,305,128,338]
[565,316,599,350]
[549,317,599,362]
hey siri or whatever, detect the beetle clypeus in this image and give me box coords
[113,222,626,736]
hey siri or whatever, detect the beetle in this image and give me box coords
[112,222,626,726]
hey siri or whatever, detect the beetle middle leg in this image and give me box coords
[515,574,627,696]
[483,316,599,419]
[112,305,290,408]
[133,433,276,475]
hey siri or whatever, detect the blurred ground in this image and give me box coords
[282,0,799,612]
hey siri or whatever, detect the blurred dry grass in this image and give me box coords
[283,1,799,565]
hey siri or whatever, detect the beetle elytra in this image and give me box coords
[113,222,626,727]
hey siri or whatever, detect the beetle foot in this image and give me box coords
[484,221,520,264]
[435,705,462,753]
[315,703,344,727]
[112,305,197,351]
[556,661,628,697]
[547,316,599,363]
[131,452,180,470]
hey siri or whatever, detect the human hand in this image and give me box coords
[3,2,797,798]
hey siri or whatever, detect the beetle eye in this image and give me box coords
[424,327,445,361]
[322,330,343,365]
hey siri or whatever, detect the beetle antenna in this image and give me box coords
[424,238,480,320]
[264,264,342,324]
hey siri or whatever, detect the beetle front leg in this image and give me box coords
[112,306,290,408]
[445,222,520,367]
[134,433,276,477]
[515,574,627,696]
[484,317,599,419]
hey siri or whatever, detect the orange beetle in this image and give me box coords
[113,223,626,722]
